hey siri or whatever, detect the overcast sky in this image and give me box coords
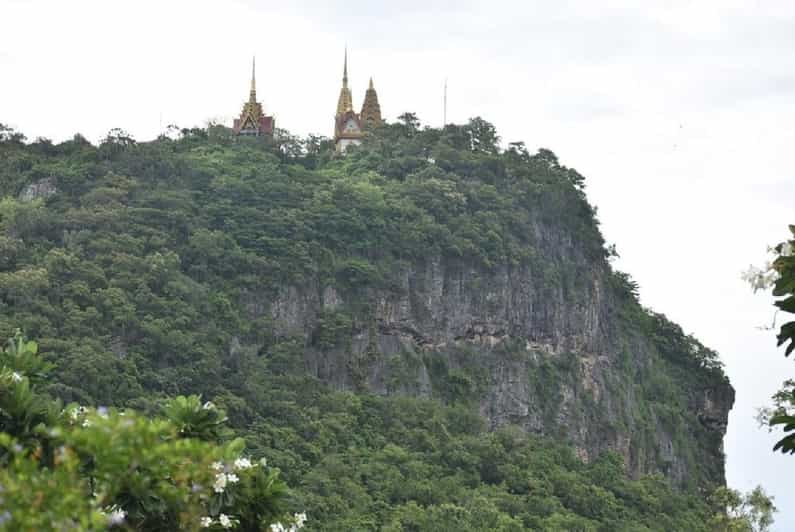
[2,0,794,527]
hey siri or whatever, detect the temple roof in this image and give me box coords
[233,56,274,136]
[334,109,362,139]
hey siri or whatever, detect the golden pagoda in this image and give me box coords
[334,48,363,152]
[233,57,274,137]
[360,78,383,129]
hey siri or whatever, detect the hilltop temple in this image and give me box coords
[230,51,383,150]
[233,58,274,137]
[334,49,383,152]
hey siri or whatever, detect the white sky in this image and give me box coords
[2,0,794,527]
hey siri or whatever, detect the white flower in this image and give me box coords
[782,241,793,257]
[211,461,224,471]
[10,372,22,383]
[234,457,252,470]
[82,419,91,428]
[108,508,126,525]
[213,472,227,493]
[219,514,232,528]
[269,514,306,532]
[200,516,213,528]
[741,265,777,292]
[741,265,762,283]
[226,473,239,484]
[259,457,268,467]
[202,401,215,410]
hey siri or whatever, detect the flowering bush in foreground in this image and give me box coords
[0,332,303,531]
[744,227,795,454]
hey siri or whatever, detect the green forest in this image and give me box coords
[0,119,772,530]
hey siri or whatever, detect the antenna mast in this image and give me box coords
[443,78,448,126]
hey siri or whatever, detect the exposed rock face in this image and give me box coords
[245,226,733,489]
[18,178,57,202]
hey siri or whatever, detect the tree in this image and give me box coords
[744,229,795,453]
[0,331,304,531]
[708,486,776,532]
[0,123,26,144]
[535,147,559,166]
[31,137,56,156]
[102,128,136,147]
[99,128,136,160]
[397,112,421,132]
[272,129,304,162]
[506,141,530,162]
[465,117,500,154]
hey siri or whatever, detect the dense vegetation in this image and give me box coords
[0,330,299,531]
[0,119,742,530]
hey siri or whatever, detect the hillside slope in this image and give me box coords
[0,121,732,529]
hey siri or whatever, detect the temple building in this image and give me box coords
[334,49,382,152]
[334,50,363,152]
[233,58,275,137]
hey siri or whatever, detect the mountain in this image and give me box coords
[0,120,732,529]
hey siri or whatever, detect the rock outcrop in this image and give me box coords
[18,177,57,202]
[244,224,733,489]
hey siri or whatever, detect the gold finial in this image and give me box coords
[336,47,354,114]
[249,56,257,102]
[343,46,349,87]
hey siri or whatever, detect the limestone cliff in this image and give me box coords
[245,222,733,490]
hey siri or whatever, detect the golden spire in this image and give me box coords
[360,76,382,129]
[343,46,348,88]
[249,56,257,103]
[336,47,354,114]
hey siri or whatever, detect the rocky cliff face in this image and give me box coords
[18,177,57,202]
[245,224,733,489]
